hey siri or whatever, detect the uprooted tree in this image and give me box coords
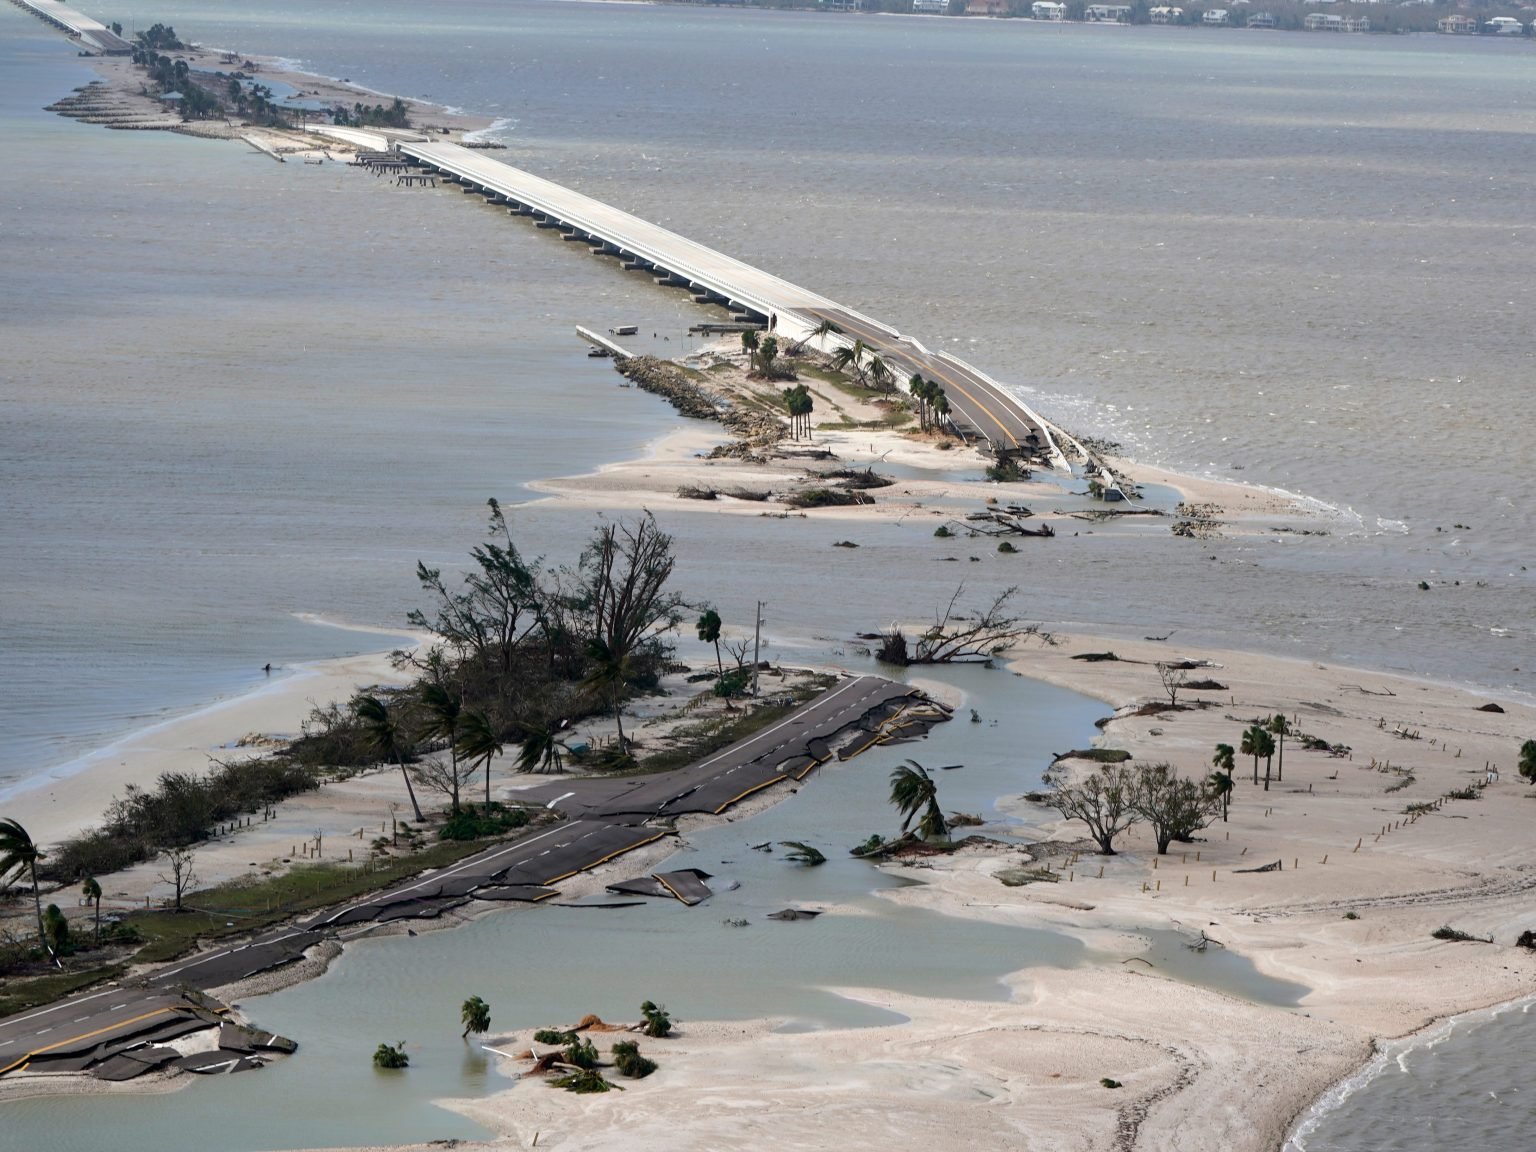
[876,586,1052,666]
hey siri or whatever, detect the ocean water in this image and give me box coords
[2,6,1533,1145]
[3,4,1529,800]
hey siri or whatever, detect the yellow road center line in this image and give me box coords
[0,1007,174,1077]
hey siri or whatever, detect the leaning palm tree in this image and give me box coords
[696,608,723,675]
[81,875,103,944]
[1209,743,1236,822]
[456,709,505,808]
[460,995,491,1040]
[352,693,424,821]
[830,339,870,386]
[889,760,948,841]
[0,817,47,950]
[416,682,466,814]
[866,353,894,394]
[515,720,568,775]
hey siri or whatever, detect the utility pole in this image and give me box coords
[752,601,765,697]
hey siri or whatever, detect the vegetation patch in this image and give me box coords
[997,866,1060,887]
[1431,926,1486,943]
[1053,749,1132,764]
[781,487,874,509]
[437,802,530,841]
[1072,651,1121,662]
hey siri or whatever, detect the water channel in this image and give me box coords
[3,663,1306,1151]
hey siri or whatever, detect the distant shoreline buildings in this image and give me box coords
[886,0,1536,35]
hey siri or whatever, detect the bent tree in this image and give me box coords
[0,817,47,949]
[889,760,948,841]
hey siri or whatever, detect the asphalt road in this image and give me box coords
[805,307,1048,455]
[516,675,920,820]
[0,988,193,1076]
[0,674,930,1080]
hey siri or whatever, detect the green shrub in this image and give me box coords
[933,525,953,538]
[373,1042,409,1069]
[612,1040,658,1079]
[553,1067,618,1093]
[640,1001,672,1038]
[438,802,530,842]
[563,1038,600,1069]
[533,1028,577,1046]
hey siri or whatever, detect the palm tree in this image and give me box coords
[416,682,466,814]
[889,760,948,840]
[1258,728,1277,792]
[866,353,894,394]
[931,390,951,432]
[460,995,491,1040]
[908,374,930,430]
[809,317,842,345]
[1269,713,1287,783]
[831,339,870,386]
[696,608,723,675]
[740,328,759,370]
[1208,743,1235,822]
[1240,725,1263,786]
[457,709,504,808]
[352,694,425,822]
[81,875,103,944]
[516,720,568,775]
[582,638,633,752]
[0,817,47,950]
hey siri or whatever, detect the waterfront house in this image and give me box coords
[1203,8,1230,24]
[1437,14,1479,33]
[1485,16,1523,34]
[911,0,951,11]
[966,0,1009,14]
[1031,1,1067,17]
[1149,6,1184,22]
[1247,11,1276,27]
[1085,4,1134,21]
[1305,12,1369,30]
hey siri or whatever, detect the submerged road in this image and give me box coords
[0,675,939,1079]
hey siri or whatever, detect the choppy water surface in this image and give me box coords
[3,3,1530,794]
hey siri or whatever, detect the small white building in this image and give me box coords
[1031,1,1067,18]
[1149,6,1184,22]
[1247,11,1276,27]
[911,0,951,11]
[1085,4,1134,21]
[1486,16,1524,35]
[1203,8,1230,24]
